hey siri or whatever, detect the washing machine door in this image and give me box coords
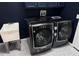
[32,23,53,48]
[57,21,72,41]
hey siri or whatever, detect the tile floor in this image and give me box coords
[0,38,79,56]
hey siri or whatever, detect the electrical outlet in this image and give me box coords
[76,14,79,19]
[40,10,46,16]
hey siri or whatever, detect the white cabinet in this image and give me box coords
[0,23,20,42]
[25,2,64,8]
[72,21,79,50]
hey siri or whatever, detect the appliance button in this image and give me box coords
[54,33,57,36]
[54,27,57,30]
[33,31,35,33]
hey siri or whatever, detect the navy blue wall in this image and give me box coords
[0,2,64,43]
[0,2,27,43]
[25,7,63,17]
[61,2,79,43]
[0,2,78,43]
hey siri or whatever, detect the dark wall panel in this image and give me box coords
[25,7,63,17]
[0,2,27,43]
[0,2,64,43]
[61,2,79,43]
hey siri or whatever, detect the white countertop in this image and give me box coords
[0,23,20,42]
[0,23,19,32]
[0,38,79,56]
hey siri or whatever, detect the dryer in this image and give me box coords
[53,20,72,47]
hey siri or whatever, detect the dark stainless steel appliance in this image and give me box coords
[27,17,72,55]
[28,21,54,55]
[53,20,72,47]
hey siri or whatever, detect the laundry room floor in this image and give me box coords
[0,38,79,56]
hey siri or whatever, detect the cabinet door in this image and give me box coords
[25,2,37,8]
[37,2,47,7]
[47,2,64,7]
[58,2,64,7]
[47,2,58,7]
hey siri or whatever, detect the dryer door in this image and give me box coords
[57,21,72,42]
